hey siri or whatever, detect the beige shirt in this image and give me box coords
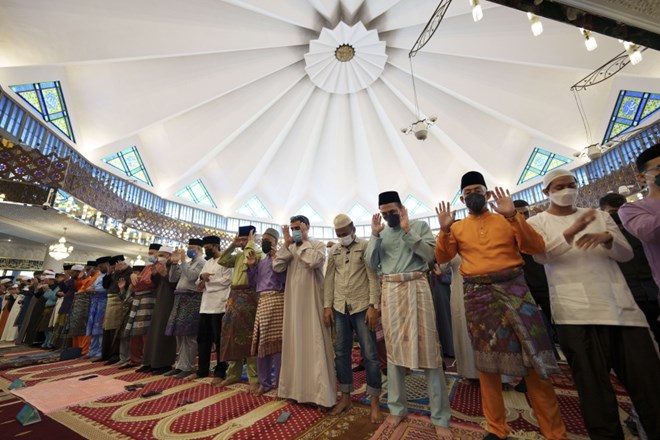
[323,237,381,315]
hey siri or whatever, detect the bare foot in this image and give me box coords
[210,377,223,387]
[329,399,353,416]
[385,414,405,428]
[184,373,199,381]
[370,399,383,424]
[248,383,260,394]
[252,386,269,396]
[217,378,239,388]
[434,425,452,440]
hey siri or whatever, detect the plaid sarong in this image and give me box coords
[381,272,442,369]
[37,306,54,332]
[251,290,284,358]
[221,285,258,361]
[165,289,201,336]
[68,293,91,337]
[463,267,559,378]
[124,291,155,337]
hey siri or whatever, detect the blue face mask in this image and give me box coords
[186,249,197,259]
[147,255,157,264]
[292,230,303,243]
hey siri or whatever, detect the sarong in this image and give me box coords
[48,297,63,328]
[68,293,91,337]
[37,306,54,332]
[251,290,284,357]
[221,285,258,361]
[463,266,559,378]
[52,313,71,348]
[165,289,201,336]
[381,271,442,369]
[125,291,155,337]
[86,294,107,337]
[103,293,124,330]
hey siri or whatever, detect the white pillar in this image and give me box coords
[42,248,64,273]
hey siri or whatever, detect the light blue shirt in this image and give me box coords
[365,220,436,276]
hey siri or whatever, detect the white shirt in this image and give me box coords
[528,208,648,327]
[197,257,233,314]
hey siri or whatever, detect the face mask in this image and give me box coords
[147,255,156,264]
[464,193,487,213]
[549,188,578,207]
[339,234,354,247]
[157,257,168,264]
[186,249,197,259]
[646,171,660,187]
[261,241,272,254]
[292,230,303,243]
[385,214,400,228]
[204,248,214,260]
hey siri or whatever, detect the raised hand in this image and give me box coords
[400,206,411,232]
[435,201,456,233]
[282,225,294,246]
[248,229,256,243]
[245,249,257,267]
[118,277,126,290]
[489,187,516,218]
[563,208,597,245]
[170,249,182,264]
[130,272,139,286]
[371,213,384,236]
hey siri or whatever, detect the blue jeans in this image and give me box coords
[334,309,382,397]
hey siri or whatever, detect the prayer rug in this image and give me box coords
[370,414,483,440]
[11,375,130,414]
[0,349,62,371]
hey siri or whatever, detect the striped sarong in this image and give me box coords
[221,285,258,361]
[68,293,91,337]
[125,291,155,337]
[463,267,559,378]
[381,271,442,369]
[165,289,201,336]
[251,290,284,358]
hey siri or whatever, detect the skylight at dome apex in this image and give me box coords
[1,0,659,226]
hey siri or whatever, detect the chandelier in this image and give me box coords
[48,228,73,261]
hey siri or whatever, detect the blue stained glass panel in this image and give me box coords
[102,146,153,186]
[176,179,217,208]
[603,90,660,142]
[10,81,75,141]
[518,148,572,184]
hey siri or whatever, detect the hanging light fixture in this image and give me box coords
[580,28,597,51]
[469,0,483,22]
[527,13,543,36]
[48,228,74,261]
[622,41,643,65]
[130,255,145,267]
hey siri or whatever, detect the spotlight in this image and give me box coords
[527,13,543,36]
[469,0,483,22]
[580,28,597,51]
[622,41,643,65]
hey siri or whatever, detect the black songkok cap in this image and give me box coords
[636,142,660,171]
[202,236,221,245]
[378,191,401,206]
[188,238,204,247]
[96,256,112,265]
[86,260,98,267]
[112,255,125,262]
[149,243,162,251]
[461,171,487,190]
[63,264,73,270]
[238,225,256,237]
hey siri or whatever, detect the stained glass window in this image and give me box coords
[10,81,75,141]
[347,203,371,223]
[403,195,430,216]
[296,203,323,224]
[176,179,217,208]
[603,90,660,142]
[236,196,271,219]
[102,146,153,186]
[517,148,572,184]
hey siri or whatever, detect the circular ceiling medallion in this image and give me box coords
[335,44,355,62]
[304,22,387,95]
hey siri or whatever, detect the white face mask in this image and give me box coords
[339,234,354,247]
[549,188,578,207]
[157,257,168,264]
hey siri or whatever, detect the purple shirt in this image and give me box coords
[58,278,76,314]
[247,255,286,293]
[619,198,660,290]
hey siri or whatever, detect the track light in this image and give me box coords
[469,0,483,22]
[527,13,543,36]
[580,28,597,51]
[622,41,643,65]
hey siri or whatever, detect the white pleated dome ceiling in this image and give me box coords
[0,0,658,226]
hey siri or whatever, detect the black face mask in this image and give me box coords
[655,174,660,187]
[385,214,400,228]
[261,241,272,254]
[465,193,487,213]
[204,247,214,260]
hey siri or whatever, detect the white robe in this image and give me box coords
[273,240,336,407]
[1,294,24,341]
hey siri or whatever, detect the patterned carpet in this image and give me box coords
[0,350,640,439]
